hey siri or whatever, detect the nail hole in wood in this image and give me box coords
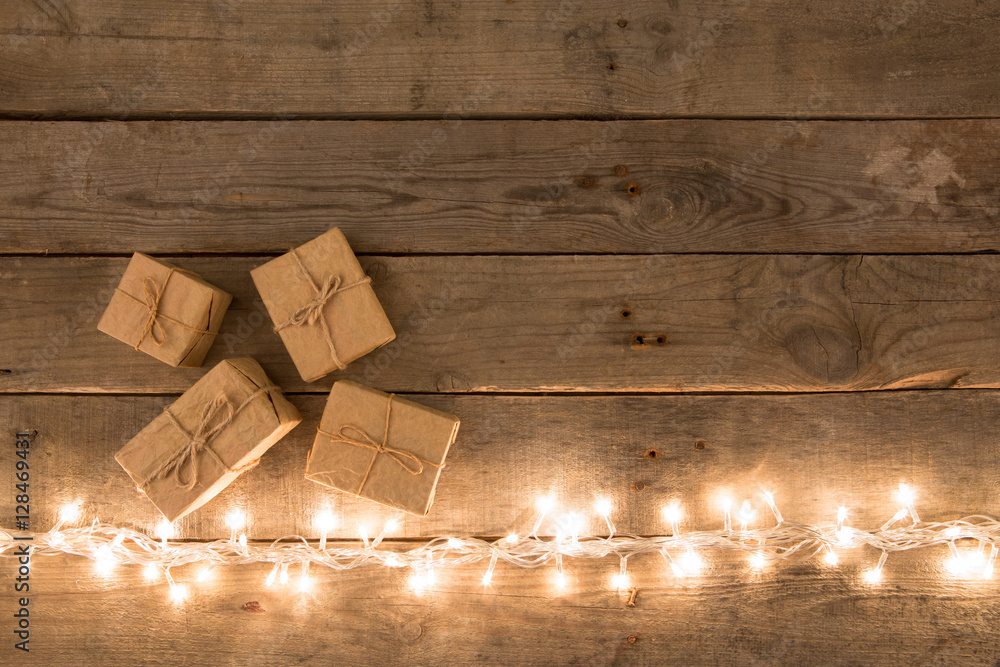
[695,439,708,450]
[614,164,628,177]
[634,333,644,345]
[633,481,646,491]
[0,369,12,375]
[655,335,666,345]
[608,62,617,71]
[618,19,628,28]
[626,634,637,643]
[627,182,640,195]
[644,449,658,459]
[620,309,631,319]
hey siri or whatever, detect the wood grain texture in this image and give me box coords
[2,391,999,540]
[2,0,999,118]
[2,120,998,255]
[2,254,999,394]
[3,549,999,666]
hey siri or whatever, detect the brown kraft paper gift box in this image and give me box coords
[250,228,395,383]
[116,358,302,522]
[305,380,460,516]
[98,252,232,367]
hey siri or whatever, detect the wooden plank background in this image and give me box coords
[2,0,1000,664]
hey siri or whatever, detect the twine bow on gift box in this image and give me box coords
[317,394,443,496]
[272,250,372,370]
[115,268,215,350]
[141,384,278,492]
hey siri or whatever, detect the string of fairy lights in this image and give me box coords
[2,483,998,602]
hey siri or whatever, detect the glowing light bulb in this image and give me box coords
[298,576,313,593]
[611,573,628,589]
[504,533,519,544]
[663,503,682,536]
[238,533,247,555]
[315,510,336,550]
[226,509,246,532]
[482,552,498,587]
[737,500,756,532]
[169,584,188,603]
[59,503,81,524]
[94,551,116,576]
[537,496,555,513]
[721,494,733,532]
[448,538,463,550]
[143,564,159,581]
[409,571,432,593]
[359,525,370,549]
[482,571,493,586]
[554,571,567,590]
[763,490,783,523]
[863,568,883,584]
[896,483,915,507]
[944,526,961,539]
[196,567,214,582]
[823,550,839,566]
[384,519,401,533]
[265,562,280,587]
[749,552,765,569]
[681,549,704,576]
[594,498,612,516]
[155,520,174,546]
[278,562,290,584]
[837,506,848,524]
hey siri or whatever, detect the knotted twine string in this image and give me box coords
[114,268,215,350]
[141,384,279,492]
[316,394,443,497]
[272,250,372,370]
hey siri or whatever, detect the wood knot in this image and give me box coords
[633,481,646,491]
[241,601,265,613]
[785,325,859,384]
[365,261,389,283]
[614,164,628,177]
[576,175,600,189]
[617,18,628,28]
[695,439,707,449]
[626,634,638,643]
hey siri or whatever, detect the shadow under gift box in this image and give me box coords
[305,380,460,517]
[98,252,232,367]
[116,358,302,522]
[250,228,395,383]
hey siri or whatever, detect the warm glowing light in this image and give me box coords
[314,510,337,534]
[837,507,848,523]
[447,538,463,549]
[737,500,756,531]
[863,568,883,584]
[663,504,682,524]
[59,503,81,524]
[196,567,214,582]
[594,498,612,516]
[155,520,174,542]
[836,527,854,546]
[143,564,159,581]
[265,563,279,587]
[279,563,290,585]
[298,576,314,593]
[238,534,247,552]
[749,552,765,569]
[170,584,188,603]
[721,495,732,512]
[823,550,839,566]
[94,553,115,576]
[611,573,628,590]
[536,496,555,513]
[226,509,246,531]
[384,519,401,534]
[945,557,967,577]
[409,570,434,593]
[554,571,567,590]
[681,549,704,575]
[482,571,493,586]
[504,533,519,544]
[944,526,961,539]
[896,483,915,507]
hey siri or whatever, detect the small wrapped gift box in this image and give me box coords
[116,357,302,521]
[250,228,395,382]
[305,380,460,516]
[98,252,232,367]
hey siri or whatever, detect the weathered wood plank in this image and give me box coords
[2,120,998,255]
[2,391,999,540]
[2,0,999,118]
[3,549,999,666]
[2,254,999,393]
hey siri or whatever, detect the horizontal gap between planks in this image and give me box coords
[4,113,1000,122]
[3,388,999,398]
[2,251,1000,259]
